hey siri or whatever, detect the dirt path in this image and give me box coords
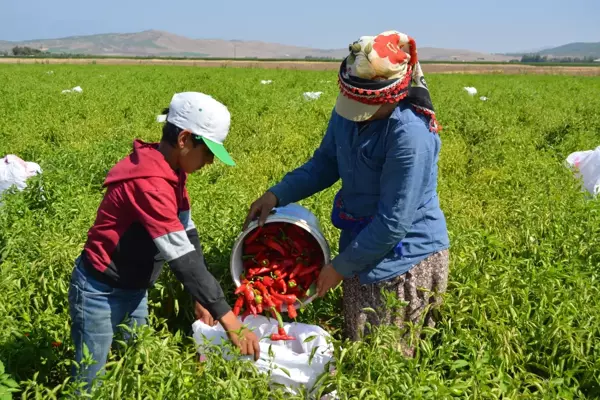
[2,58,600,76]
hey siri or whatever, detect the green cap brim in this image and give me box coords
[202,137,235,166]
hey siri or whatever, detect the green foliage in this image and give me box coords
[0,360,20,399]
[0,65,600,398]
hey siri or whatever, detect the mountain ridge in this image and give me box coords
[0,30,515,62]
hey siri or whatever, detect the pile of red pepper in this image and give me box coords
[233,222,324,341]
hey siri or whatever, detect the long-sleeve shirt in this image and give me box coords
[269,104,449,284]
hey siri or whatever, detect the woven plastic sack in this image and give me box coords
[0,155,42,197]
[566,147,600,196]
[192,315,334,395]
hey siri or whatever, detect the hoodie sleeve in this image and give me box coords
[130,181,231,319]
[178,187,203,256]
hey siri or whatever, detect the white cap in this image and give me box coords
[165,92,235,166]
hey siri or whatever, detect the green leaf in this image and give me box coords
[303,335,317,343]
[452,360,469,369]
[268,344,274,359]
[5,379,19,389]
[308,346,319,366]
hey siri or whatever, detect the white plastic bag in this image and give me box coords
[62,86,83,94]
[192,315,334,394]
[303,92,323,101]
[566,147,600,196]
[464,87,477,95]
[0,155,42,198]
[260,80,273,85]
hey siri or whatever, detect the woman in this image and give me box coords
[244,31,449,356]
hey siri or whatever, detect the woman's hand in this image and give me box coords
[243,191,278,230]
[316,264,344,297]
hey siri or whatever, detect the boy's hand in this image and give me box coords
[195,302,217,326]
[219,311,260,361]
[243,191,278,230]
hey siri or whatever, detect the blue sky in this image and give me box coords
[1,0,598,53]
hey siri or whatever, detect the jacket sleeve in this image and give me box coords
[178,198,203,257]
[269,111,340,206]
[331,121,435,277]
[131,182,231,319]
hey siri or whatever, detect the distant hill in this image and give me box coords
[0,30,515,62]
[537,42,600,59]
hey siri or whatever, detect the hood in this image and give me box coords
[104,140,180,186]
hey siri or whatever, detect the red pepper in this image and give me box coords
[275,278,287,294]
[263,294,275,308]
[298,277,314,292]
[270,334,296,341]
[254,282,275,308]
[243,284,257,315]
[263,238,288,256]
[269,262,281,270]
[287,303,297,319]
[262,276,275,287]
[259,258,270,268]
[256,302,263,314]
[297,265,319,277]
[281,259,294,269]
[261,223,283,235]
[278,326,286,336]
[243,260,257,271]
[244,227,263,245]
[244,243,267,254]
[254,266,272,276]
[289,263,303,279]
[269,288,284,307]
[234,284,247,295]
[254,281,268,293]
[287,285,302,296]
[246,267,259,278]
[272,292,298,305]
[233,296,244,316]
[276,270,288,280]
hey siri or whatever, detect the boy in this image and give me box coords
[68,92,259,389]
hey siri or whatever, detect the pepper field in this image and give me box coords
[0,65,599,399]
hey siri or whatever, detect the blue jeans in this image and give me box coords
[68,256,148,389]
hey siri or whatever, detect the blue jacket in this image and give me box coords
[269,103,449,284]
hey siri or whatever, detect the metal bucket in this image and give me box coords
[230,203,331,310]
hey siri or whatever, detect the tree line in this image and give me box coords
[521,54,598,63]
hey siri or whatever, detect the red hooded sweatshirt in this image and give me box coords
[81,140,230,319]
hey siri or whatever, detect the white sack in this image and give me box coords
[192,315,334,394]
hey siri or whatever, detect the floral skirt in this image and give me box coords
[342,250,450,357]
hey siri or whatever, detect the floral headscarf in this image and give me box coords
[335,30,439,132]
